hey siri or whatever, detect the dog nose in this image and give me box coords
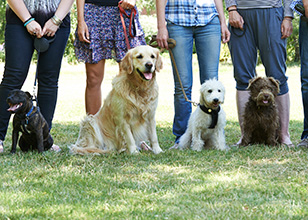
[213,98,219,103]
[264,94,269,99]
[145,62,153,70]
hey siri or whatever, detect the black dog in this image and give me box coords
[7,90,53,153]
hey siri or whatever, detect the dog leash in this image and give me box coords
[149,35,198,106]
[118,1,136,49]
[32,36,56,106]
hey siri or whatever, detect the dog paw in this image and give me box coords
[152,147,163,154]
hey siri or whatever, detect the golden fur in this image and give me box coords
[70,45,163,155]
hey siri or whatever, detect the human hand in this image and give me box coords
[221,23,230,43]
[25,20,43,38]
[120,0,136,10]
[77,21,90,43]
[281,18,293,39]
[156,26,169,49]
[42,19,59,38]
[228,11,244,30]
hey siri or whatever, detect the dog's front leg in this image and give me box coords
[191,129,204,151]
[11,129,19,154]
[36,130,45,153]
[215,128,229,150]
[122,123,139,154]
[148,119,163,154]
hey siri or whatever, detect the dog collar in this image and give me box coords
[20,106,40,135]
[199,104,220,129]
[26,106,34,118]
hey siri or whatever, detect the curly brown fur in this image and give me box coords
[240,76,281,146]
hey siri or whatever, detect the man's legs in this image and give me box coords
[298,19,308,146]
[236,90,250,144]
[258,7,292,145]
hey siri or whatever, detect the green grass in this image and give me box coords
[0,57,307,219]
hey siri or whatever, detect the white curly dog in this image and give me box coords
[178,79,229,151]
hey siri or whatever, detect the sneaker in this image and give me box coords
[298,138,308,147]
[50,144,61,152]
[0,140,3,153]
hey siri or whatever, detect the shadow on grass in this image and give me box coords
[1,119,307,219]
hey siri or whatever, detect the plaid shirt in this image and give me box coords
[290,0,303,16]
[165,0,218,27]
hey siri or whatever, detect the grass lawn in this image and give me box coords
[0,55,307,219]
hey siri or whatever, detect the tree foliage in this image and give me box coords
[0,1,301,64]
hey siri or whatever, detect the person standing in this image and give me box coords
[74,0,146,115]
[156,0,230,148]
[0,0,74,153]
[291,0,308,147]
[226,0,294,147]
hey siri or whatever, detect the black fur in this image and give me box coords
[6,90,53,153]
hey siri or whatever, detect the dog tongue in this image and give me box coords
[144,72,152,80]
[7,104,21,112]
[263,100,269,104]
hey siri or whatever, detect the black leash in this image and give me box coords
[32,36,56,106]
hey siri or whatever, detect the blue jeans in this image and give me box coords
[299,19,308,140]
[0,24,70,141]
[167,16,221,142]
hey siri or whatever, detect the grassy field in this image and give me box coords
[0,56,308,219]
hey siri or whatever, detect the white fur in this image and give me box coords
[178,79,229,151]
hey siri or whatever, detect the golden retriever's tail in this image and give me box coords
[69,115,109,155]
[69,144,110,155]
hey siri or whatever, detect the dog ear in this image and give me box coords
[120,49,134,74]
[25,91,33,100]
[268,77,280,94]
[247,76,262,90]
[154,48,163,72]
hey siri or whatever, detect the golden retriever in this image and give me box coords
[70,45,163,155]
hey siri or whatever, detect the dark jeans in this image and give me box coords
[0,24,70,141]
[299,19,308,140]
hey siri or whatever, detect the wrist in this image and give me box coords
[284,17,293,22]
[227,6,237,12]
[24,17,35,27]
[51,14,62,26]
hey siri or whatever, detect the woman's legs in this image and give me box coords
[37,27,70,129]
[0,24,33,142]
[85,59,105,115]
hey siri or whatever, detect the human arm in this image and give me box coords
[7,0,42,37]
[303,0,308,17]
[155,0,169,49]
[214,0,230,43]
[225,0,244,30]
[42,0,74,37]
[120,0,136,10]
[281,0,293,39]
[76,0,90,43]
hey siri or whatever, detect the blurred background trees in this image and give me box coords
[0,1,301,64]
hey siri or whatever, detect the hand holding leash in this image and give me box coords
[149,35,198,106]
